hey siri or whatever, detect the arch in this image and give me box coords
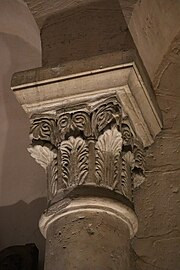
[0,2,44,268]
[0,0,41,72]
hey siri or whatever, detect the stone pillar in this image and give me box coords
[43,200,134,270]
[29,96,139,269]
[12,62,162,269]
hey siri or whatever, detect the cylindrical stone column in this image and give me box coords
[27,96,144,270]
[40,194,138,270]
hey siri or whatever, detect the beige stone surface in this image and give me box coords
[24,0,138,28]
[132,30,180,270]
[129,0,180,81]
[40,0,134,67]
[46,210,131,270]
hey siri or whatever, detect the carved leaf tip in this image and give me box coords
[133,173,146,188]
[123,151,135,167]
[96,127,123,153]
[60,136,88,187]
[27,145,57,170]
[95,127,123,187]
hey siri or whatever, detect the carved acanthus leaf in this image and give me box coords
[28,145,57,170]
[60,137,89,188]
[48,158,58,198]
[122,151,135,166]
[95,127,122,189]
[133,173,146,189]
[27,96,147,203]
[132,146,146,189]
[121,151,135,201]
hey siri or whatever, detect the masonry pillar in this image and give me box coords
[12,60,162,269]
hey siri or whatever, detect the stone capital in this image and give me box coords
[12,62,162,203]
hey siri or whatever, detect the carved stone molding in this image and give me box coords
[39,197,138,238]
[12,63,162,147]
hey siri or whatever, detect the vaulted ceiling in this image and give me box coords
[24,0,138,27]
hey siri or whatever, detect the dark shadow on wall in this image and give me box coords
[0,198,46,270]
[41,0,135,67]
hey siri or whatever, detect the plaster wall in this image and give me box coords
[0,1,45,269]
[0,0,43,205]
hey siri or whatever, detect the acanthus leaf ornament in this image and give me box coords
[28,145,58,200]
[95,126,123,189]
[27,95,147,203]
[132,144,146,189]
[27,145,57,170]
[48,158,58,199]
[60,137,89,189]
[121,151,135,201]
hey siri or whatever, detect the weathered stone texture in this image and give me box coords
[41,0,134,67]
[132,39,180,270]
[128,0,180,81]
[45,211,130,270]
[25,0,138,28]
